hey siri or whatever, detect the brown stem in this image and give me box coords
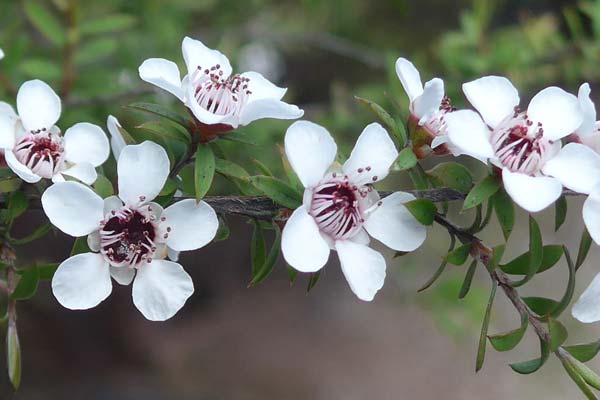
[60,2,78,100]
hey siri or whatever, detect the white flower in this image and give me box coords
[281,121,427,301]
[395,57,458,156]
[138,36,303,134]
[0,48,4,60]
[445,76,583,212]
[41,141,219,321]
[570,83,600,153]
[106,115,127,160]
[0,80,109,184]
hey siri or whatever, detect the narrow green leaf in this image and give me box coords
[80,14,137,35]
[408,165,429,190]
[488,310,528,352]
[249,225,282,286]
[159,178,178,197]
[214,216,230,242]
[463,175,500,210]
[250,222,266,277]
[560,356,598,400]
[394,148,417,171]
[576,228,593,270]
[459,259,478,299]
[23,0,65,46]
[70,237,91,256]
[510,339,550,374]
[6,323,21,390]
[418,234,455,292]
[555,195,568,232]
[4,191,29,222]
[10,223,52,245]
[493,189,514,241]
[250,176,302,209]
[404,199,436,226]
[74,38,118,65]
[37,263,59,281]
[500,245,563,275]
[215,159,250,181]
[550,246,575,318]
[523,297,559,317]
[93,175,114,198]
[307,270,321,292]
[511,216,543,287]
[488,244,506,273]
[251,159,274,177]
[128,102,191,129]
[565,341,600,363]
[548,317,568,352]
[445,243,472,266]
[562,348,600,391]
[194,144,215,201]
[0,178,22,193]
[476,283,497,372]
[427,162,474,194]
[221,131,257,146]
[136,120,191,144]
[20,59,62,80]
[287,266,299,285]
[11,265,39,301]
[355,96,405,147]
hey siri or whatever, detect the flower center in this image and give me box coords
[13,132,65,179]
[491,110,553,175]
[309,174,372,240]
[191,65,251,116]
[99,204,170,268]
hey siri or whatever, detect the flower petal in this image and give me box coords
[583,185,600,245]
[60,162,98,185]
[282,206,330,272]
[463,76,519,128]
[64,122,109,167]
[502,169,562,212]
[107,115,127,160]
[0,101,16,117]
[183,80,233,125]
[4,150,41,183]
[0,112,16,149]
[238,98,303,126]
[0,48,4,60]
[87,230,100,252]
[364,192,427,251]
[395,57,423,102]
[163,199,218,251]
[284,121,337,188]
[414,78,444,124]
[527,87,583,141]
[16,79,61,132]
[181,36,232,78]
[132,259,194,321]
[52,253,112,310]
[335,240,386,301]
[42,181,104,236]
[445,110,494,160]
[342,123,398,186]
[117,141,170,205]
[242,71,287,101]
[572,272,600,323]
[138,58,184,101]
[542,143,600,194]
[110,266,135,286]
[577,83,596,137]
[103,195,123,214]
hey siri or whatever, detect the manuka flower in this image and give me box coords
[41,141,218,321]
[281,121,427,301]
[570,83,600,153]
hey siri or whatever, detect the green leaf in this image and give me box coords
[307,270,321,292]
[6,323,21,390]
[20,58,62,80]
[80,14,137,35]
[74,38,118,65]
[444,243,472,266]
[548,317,568,352]
[70,237,91,256]
[37,263,59,280]
[476,283,497,372]
[568,355,600,392]
[0,178,22,193]
[488,244,506,273]
[355,96,406,147]
[523,297,559,317]
[463,175,500,210]
[550,246,575,318]
[128,102,191,129]
[250,221,266,276]
[252,159,274,177]
[555,195,568,232]
[136,120,191,144]
[11,265,39,301]
[419,235,456,292]
[427,162,474,194]
[510,339,550,374]
[560,356,598,400]
[93,175,114,198]
[250,176,302,210]
[221,131,257,146]
[511,216,543,287]
[23,0,65,46]
[287,266,299,285]
[178,164,195,196]
[214,216,230,242]
[249,225,282,286]
[394,148,417,171]
[215,159,250,181]
[500,245,563,275]
[576,228,593,270]
[194,144,215,201]
[488,310,528,352]
[4,191,29,222]
[458,259,478,299]
[159,178,178,197]
[564,341,600,363]
[10,222,52,245]
[493,189,514,241]
[404,199,436,226]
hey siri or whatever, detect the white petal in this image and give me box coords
[364,192,427,251]
[463,76,520,128]
[0,48,4,60]
[502,169,562,212]
[107,115,127,160]
[238,98,304,126]
[445,110,494,160]
[163,199,218,251]
[542,143,600,194]
[0,112,16,149]
[64,122,109,167]
[527,87,583,141]
[573,272,600,323]
[4,150,41,183]
[241,71,287,101]
[0,101,16,117]
[87,231,100,252]
[395,57,423,102]
[183,81,233,126]
[138,58,184,101]
[335,240,386,301]
[167,248,180,262]
[132,259,194,321]
[577,83,596,137]
[281,206,330,272]
[117,141,170,205]
[342,123,398,186]
[583,185,600,245]
[110,267,135,286]
[16,79,61,132]
[181,36,232,78]
[52,253,112,310]
[42,181,104,236]
[414,78,444,123]
[284,121,337,188]
[103,195,123,214]
[60,162,97,185]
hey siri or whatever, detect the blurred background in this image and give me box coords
[2,0,600,398]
